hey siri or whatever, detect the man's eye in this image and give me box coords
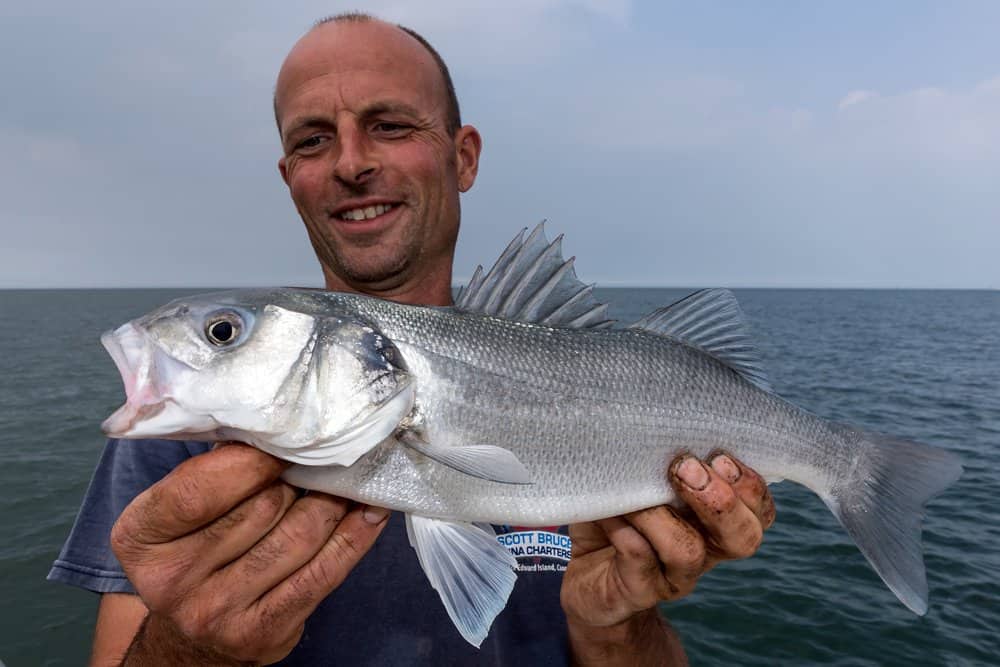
[295,135,327,150]
[373,122,411,135]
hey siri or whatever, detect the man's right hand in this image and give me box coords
[109,442,390,665]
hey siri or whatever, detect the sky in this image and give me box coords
[2,1,998,289]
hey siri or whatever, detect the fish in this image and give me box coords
[101,224,962,647]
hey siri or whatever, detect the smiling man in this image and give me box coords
[276,15,477,306]
[50,13,774,666]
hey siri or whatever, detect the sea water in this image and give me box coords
[0,288,996,665]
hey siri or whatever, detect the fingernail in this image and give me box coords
[710,454,741,483]
[363,505,390,525]
[676,457,710,490]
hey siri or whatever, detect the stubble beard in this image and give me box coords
[322,224,420,289]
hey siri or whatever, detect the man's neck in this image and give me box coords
[322,267,454,307]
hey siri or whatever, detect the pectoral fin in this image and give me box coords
[405,514,517,647]
[399,431,532,484]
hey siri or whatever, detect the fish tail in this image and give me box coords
[818,426,962,615]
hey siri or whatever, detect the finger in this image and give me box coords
[669,455,763,560]
[176,481,299,576]
[219,492,352,604]
[120,444,288,545]
[592,516,664,604]
[567,520,612,556]
[254,503,390,629]
[708,452,776,529]
[624,505,707,594]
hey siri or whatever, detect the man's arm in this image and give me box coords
[101,443,389,665]
[90,594,147,667]
[562,452,775,666]
[567,608,688,667]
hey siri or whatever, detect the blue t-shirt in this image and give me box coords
[49,439,572,665]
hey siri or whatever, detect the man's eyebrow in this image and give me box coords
[361,101,423,118]
[294,116,332,127]
[282,116,334,139]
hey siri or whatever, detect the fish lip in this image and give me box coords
[101,326,136,400]
[101,400,168,437]
[100,322,170,436]
[327,198,402,219]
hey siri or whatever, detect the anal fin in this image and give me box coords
[405,514,517,647]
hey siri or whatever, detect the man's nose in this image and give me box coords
[333,125,379,185]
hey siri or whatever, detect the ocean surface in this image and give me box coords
[0,288,997,666]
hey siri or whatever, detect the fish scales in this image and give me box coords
[306,293,836,525]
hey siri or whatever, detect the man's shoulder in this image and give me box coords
[47,439,212,594]
[77,438,212,514]
[108,438,212,468]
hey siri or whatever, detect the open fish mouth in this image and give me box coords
[101,323,216,438]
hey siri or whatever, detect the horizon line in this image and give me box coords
[0,284,996,291]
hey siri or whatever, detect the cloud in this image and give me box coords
[838,90,879,110]
[1,3,998,288]
[558,67,1000,165]
[826,77,1000,161]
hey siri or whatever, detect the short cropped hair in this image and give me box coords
[309,12,463,135]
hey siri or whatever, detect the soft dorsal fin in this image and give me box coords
[455,223,613,329]
[629,288,772,392]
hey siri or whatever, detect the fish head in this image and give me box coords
[101,290,414,465]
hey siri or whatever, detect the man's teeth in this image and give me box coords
[340,204,393,221]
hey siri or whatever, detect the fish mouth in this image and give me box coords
[101,323,216,438]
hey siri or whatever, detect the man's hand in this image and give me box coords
[109,443,389,665]
[561,452,775,666]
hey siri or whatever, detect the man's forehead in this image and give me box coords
[276,20,443,113]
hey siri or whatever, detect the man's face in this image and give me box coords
[275,21,480,299]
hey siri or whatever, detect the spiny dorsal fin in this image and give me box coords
[629,288,772,391]
[455,222,613,328]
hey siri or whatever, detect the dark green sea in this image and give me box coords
[0,288,996,665]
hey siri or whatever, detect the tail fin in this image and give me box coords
[819,427,962,615]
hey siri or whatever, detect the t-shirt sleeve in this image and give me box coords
[47,438,210,594]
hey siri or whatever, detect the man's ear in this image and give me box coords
[454,125,482,192]
[278,156,289,186]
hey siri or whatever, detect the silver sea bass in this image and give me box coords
[102,225,962,647]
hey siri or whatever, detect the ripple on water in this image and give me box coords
[2,288,998,666]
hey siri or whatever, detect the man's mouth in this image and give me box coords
[337,203,396,221]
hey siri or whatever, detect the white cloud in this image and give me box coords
[559,68,1000,163]
[827,77,1000,161]
[838,89,879,110]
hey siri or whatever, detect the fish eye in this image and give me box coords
[205,312,242,346]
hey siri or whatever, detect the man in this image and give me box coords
[50,13,775,665]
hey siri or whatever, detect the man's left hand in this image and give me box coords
[560,452,775,663]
